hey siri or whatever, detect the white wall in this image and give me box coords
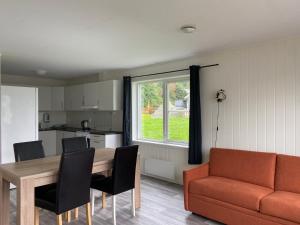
[121,36,300,184]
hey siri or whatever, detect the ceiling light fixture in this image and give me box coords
[36,69,47,76]
[180,25,197,33]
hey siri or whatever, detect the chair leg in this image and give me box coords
[102,192,106,208]
[112,195,116,225]
[35,207,40,225]
[65,210,71,222]
[74,208,79,220]
[86,202,92,225]
[91,189,95,216]
[57,214,63,225]
[131,189,136,217]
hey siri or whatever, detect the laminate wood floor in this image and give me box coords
[8,176,222,225]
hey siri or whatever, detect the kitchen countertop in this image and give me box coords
[39,126,123,135]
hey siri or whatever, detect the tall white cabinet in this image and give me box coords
[1,86,38,164]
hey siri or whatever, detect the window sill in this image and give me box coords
[133,139,188,149]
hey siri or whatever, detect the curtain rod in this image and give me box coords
[131,63,219,79]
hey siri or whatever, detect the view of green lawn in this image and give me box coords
[141,114,189,143]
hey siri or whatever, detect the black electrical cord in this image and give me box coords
[214,101,220,147]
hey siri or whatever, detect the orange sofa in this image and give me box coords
[184,148,300,225]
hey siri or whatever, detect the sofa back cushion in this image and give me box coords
[275,154,300,193]
[209,148,277,189]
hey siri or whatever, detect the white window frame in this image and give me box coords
[133,75,189,146]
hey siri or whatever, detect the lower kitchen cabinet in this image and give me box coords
[40,130,121,155]
[56,131,64,155]
[39,131,57,156]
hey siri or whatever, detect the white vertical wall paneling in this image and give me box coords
[285,40,296,156]
[295,41,300,156]
[275,42,285,154]
[240,50,249,150]
[127,37,300,184]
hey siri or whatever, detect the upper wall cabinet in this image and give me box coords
[98,80,122,111]
[82,82,100,109]
[39,87,52,111]
[52,87,64,111]
[64,84,84,111]
[64,80,122,111]
[38,87,64,111]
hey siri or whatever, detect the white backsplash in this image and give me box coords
[39,110,123,131]
[66,111,122,131]
[39,112,67,128]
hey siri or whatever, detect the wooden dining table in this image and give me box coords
[0,148,141,225]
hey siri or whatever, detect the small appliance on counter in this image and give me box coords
[81,120,90,131]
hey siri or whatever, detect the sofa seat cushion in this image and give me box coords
[261,191,300,223]
[189,176,273,211]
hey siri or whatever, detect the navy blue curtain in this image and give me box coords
[188,65,202,164]
[122,76,132,146]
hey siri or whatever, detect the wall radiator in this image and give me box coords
[144,158,176,181]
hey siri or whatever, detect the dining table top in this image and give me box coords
[0,148,115,181]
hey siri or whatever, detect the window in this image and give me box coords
[135,77,190,145]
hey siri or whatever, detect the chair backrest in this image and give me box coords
[62,137,88,153]
[56,148,95,214]
[13,140,45,162]
[111,145,139,195]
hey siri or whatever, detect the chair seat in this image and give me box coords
[261,191,300,223]
[189,176,273,211]
[35,184,57,213]
[91,176,113,194]
[91,174,106,180]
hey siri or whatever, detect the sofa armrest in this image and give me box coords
[183,163,209,210]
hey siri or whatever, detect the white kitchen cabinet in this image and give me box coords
[56,131,64,154]
[104,134,122,148]
[64,86,72,111]
[64,85,83,111]
[98,80,122,111]
[52,87,64,111]
[63,131,76,138]
[38,87,52,111]
[1,86,38,165]
[90,134,105,148]
[64,80,122,111]
[39,131,57,156]
[82,82,99,109]
[89,134,121,149]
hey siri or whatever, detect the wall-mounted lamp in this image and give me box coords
[215,89,226,147]
[216,89,226,102]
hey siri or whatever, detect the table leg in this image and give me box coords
[0,176,10,225]
[17,179,35,225]
[135,157,141,209]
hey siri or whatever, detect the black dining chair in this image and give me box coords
[13,140,45,162]
[63,136,106,218]
[62,137,89,153]
[61,136,91,221]
[35,148,95,225]
[91,145,139,225]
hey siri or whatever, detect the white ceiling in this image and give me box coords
[0,0,300,78]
